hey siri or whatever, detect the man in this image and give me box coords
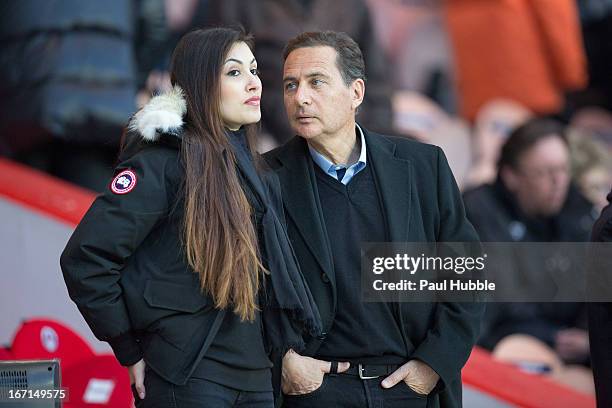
[463,119,595,361]
[264,31,483,408]
[464,118,594,244]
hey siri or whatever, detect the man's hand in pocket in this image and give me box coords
[381,359,439,395]
[281,350,349,395]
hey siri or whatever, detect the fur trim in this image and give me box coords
[128,85,187,141]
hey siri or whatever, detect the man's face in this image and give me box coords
[503,135,571,217]
[283,46,362,143]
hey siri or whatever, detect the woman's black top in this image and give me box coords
[193,129,272,392]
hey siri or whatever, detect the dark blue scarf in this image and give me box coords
[227,129,322,354]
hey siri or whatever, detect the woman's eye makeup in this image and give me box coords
[226,62,258,77]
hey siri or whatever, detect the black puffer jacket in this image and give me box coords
[60,87,226,385]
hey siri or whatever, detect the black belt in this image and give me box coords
[331,362,401,380]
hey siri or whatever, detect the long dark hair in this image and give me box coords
[170,27,263,321]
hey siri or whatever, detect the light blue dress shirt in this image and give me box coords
[308,124,367,185]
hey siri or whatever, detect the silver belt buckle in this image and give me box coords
[358,364,379,379]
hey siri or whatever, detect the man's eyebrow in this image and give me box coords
[306,71,329,79]
[283,71,329,82]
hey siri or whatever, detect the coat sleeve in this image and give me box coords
[410,147,485,391]
[60,148,174,366]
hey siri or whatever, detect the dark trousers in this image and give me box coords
[133,367,274,408]
[282,374,428,408]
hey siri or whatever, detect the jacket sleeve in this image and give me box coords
[410,147,485,391]
[60,148,173,366]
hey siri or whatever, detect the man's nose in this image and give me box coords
[295,84,311,106]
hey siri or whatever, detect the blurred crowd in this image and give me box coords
[2,0,612,395]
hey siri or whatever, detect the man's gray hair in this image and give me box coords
[283,31,366,86]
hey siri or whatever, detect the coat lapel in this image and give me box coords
[365,129,413,242]
[271,130,414,284]
[274,137,335,284]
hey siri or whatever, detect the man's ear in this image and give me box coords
[500,165,519,192]
[351,78,365,111]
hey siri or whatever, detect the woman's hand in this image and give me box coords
[129,359,146,400]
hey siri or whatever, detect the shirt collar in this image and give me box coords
[308,124,367,174]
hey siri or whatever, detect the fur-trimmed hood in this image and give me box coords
[128,86,187,141]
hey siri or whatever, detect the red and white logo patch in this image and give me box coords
[110,170,137,194]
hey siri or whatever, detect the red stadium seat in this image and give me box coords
[62,354,132,408]
[10,318,95,370]
[0,347,13,360]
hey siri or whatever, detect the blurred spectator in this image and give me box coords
[392,91,472,189]
[570,106,612,149]
[444,0,587,122]
[568,127,612,213]
[576,0,612,112]
[202,0,394,145]
[367,0,457,114]
[463,118,596,393]
[134,0,206,106]
[134,0,171,90]
[465,99,532,189]
[464,117,594,250]
[0,1,137,191]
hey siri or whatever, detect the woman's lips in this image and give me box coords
[245,96,261,106]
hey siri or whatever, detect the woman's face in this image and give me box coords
[219,41,261,130]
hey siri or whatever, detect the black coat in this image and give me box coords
[264,128,484,408]
[61,132,225,385]
[589,190,612,408]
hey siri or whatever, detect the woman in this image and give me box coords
[60,27,320,407]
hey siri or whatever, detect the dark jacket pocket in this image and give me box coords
[143,279,210,313]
